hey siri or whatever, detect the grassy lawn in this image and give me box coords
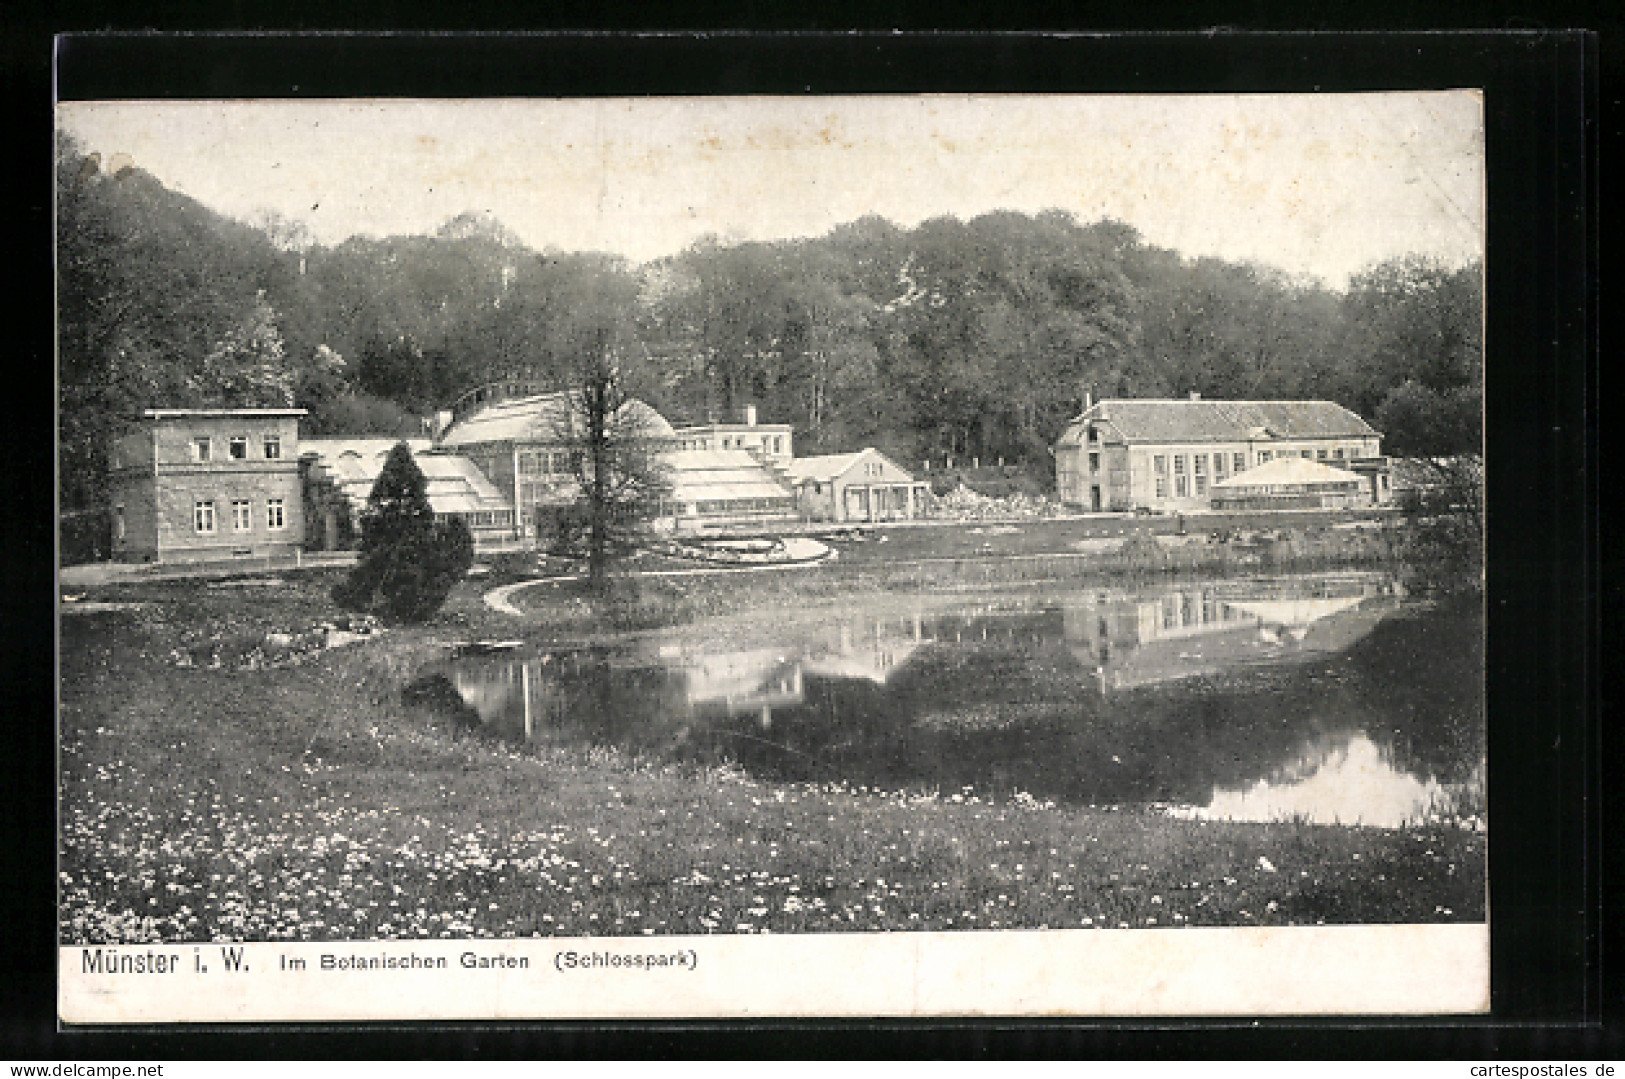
[58,542,1484,945]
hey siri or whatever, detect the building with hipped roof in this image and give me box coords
[1054,395,1390,512]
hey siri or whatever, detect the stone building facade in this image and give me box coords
[1054,397,1387,513]
[108,409,306,562]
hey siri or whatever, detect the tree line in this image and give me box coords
[56,133,1483,516]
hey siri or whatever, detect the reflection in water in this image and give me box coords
[435,573,1482,828]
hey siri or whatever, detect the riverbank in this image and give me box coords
[59,559,1484,944]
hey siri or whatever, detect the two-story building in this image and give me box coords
[671,405,794,468]
[1054,397,1388,513]
[108,408,307,562]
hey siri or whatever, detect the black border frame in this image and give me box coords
[11,29,1604,1058]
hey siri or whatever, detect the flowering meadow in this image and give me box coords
[59,574,1486,944]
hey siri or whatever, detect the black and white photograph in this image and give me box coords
[56,88,1490,1021]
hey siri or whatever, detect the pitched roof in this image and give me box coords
[1212,456,1364,489]
[1059,399,1377,446]
[783,452,865,484]
[438,392,675,447]
[782,447,917,485]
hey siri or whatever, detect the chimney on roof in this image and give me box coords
[1189,391,1202,401]
[1084,390,1093,412]
[743,404,758,427]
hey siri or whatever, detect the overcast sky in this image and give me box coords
[58,93,1484,288]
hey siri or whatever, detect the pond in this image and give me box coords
[427,572,1484,828]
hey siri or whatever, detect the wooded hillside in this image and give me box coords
[57,134,1483,512]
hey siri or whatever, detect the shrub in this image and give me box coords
[333,443,475,622]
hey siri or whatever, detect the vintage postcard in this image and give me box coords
[56,92,1487,1022]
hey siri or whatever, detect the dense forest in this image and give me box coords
[57,134,1483,514]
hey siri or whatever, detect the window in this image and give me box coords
[1195,475,1207,495]
[1233,453,1246,472]
[231,499,252,532]
[264,435,281,459]
[1333,447,1345,459]
[229,437,248,460]
[1300,449,1313,459]
[1088,452,1100,473]
[772,436,782,454]
[1175,475,1189,497]
[1155,476,1167,498]
[1087,426,1100,444]
[266,499,285,530]
[1194,454,1206,476]
[1258,450,1273,463]
[1316,448,1328,460]
[1173,455,1186,475]
[1153,455,1167,473]
[194,500,216,533]
[191,437,212,462]
[1215,454,1229,477]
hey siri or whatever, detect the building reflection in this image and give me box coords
[454,575,1403,733]
[440,573,1471,826]
[1060,575,1400,691]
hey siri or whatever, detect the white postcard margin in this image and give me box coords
[62,923,1489,1023]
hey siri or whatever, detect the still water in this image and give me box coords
[431,572,1484,828]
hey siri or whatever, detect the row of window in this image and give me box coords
[190,435,283,462]
[1157,593,1249,633]
[194,499,286,534]
[679,435,787,454]
[518,450,577,475]
[1155,475,1210,498]
[1149,446,1351,476]
[1155,451,1245,477]
[441,510,514,527]
[690,497,796,515]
